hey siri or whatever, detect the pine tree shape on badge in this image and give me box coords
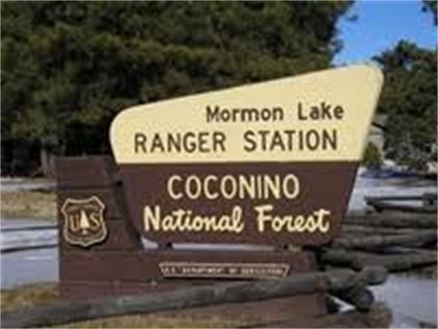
[79,210,91,234]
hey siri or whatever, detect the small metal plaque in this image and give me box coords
[159,262,290,279]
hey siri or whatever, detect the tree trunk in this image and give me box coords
[40,142,56,178]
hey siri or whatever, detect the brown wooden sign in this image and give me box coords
[110,65,383,246]
[117,163,357,245]
[56,66,383,324]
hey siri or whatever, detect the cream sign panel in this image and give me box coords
[111,65,383,164]
[110,65,383,245]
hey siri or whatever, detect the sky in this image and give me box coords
[333,0,437,65]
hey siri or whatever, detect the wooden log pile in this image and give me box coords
[323,196,437,272]
[316,197,437,327]
[322,248,437,271]
[332,231,436,250]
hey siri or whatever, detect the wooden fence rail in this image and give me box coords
[332,231,437,250]
[1,267,386,328]
[0,225,57,232]
[344,214,437,229]
[365,193,437,202]
[365,193,437,213]
[322,249,437,271]
[1,243,57,254]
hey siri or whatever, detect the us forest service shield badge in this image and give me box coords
[61,196,108,247]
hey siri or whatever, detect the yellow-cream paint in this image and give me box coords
[110,65,383,163]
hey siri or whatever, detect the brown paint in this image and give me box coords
[119,162,358,245]
[60,249,317,282]
[59,249,326,319]
[56,156,332,318]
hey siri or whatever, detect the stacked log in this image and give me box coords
[332,231,436,250]
[324,199,437,272]
[365,193,437,213]
[344,213,437,229]
[317,199,437,327]
[322,248,437,271]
